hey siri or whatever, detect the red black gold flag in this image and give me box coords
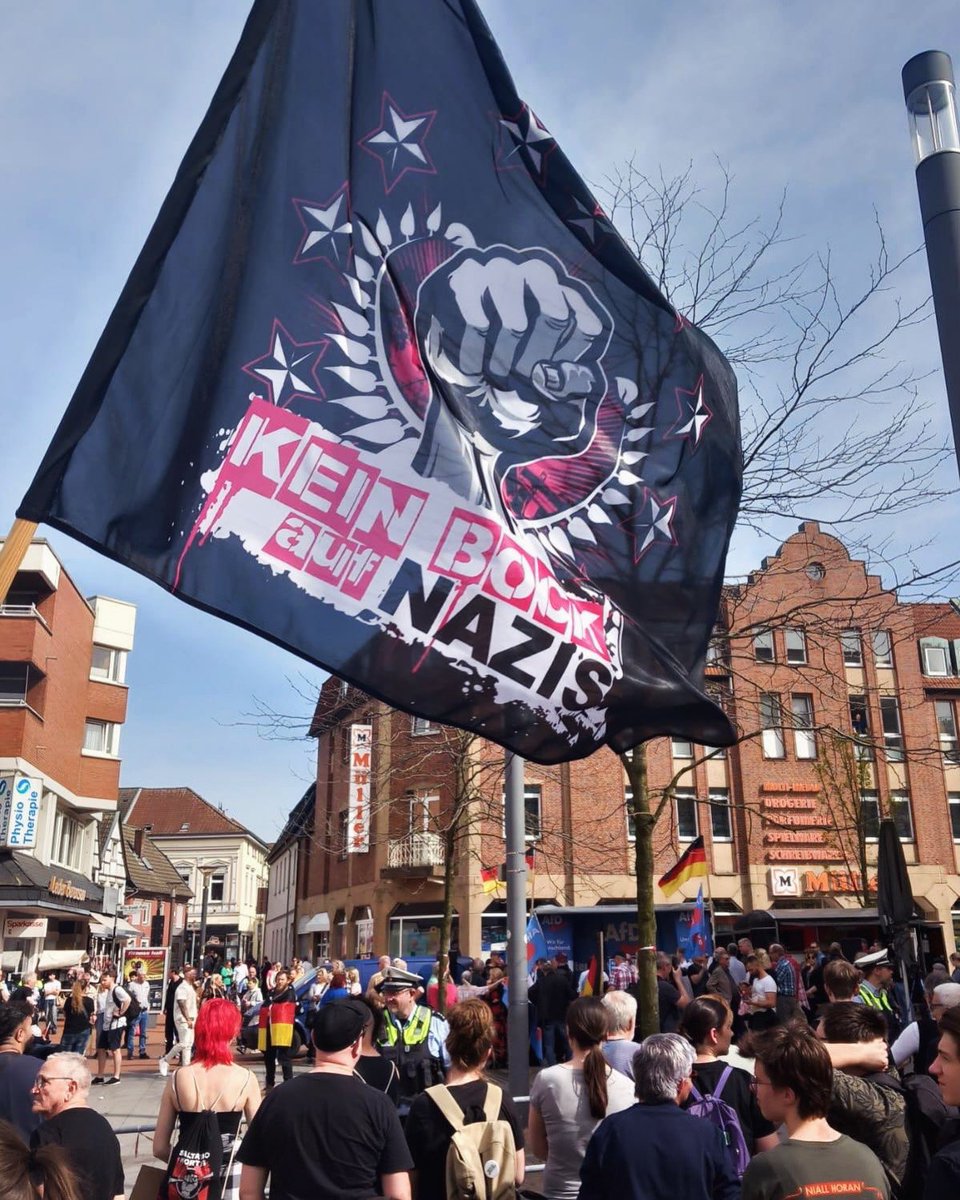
[657,835,707,898]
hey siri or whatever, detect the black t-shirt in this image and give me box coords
[405,1081,525,1200]
[237,1071,412,1200]
[354,1054,400,1105]
[62,996,95,1036]
[0,1051,42,1139]
[657,979,681,1032]
[685,1059,776,1151]
[31,1107,124,1200]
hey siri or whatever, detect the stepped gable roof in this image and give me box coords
[121,824,194,898]
[122,786,251,838]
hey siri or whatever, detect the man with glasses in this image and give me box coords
[742,1025,889,1199]
[29,1052,124,1200]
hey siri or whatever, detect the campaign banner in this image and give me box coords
[348,723,372,853]
[121,945,170,1010]
[18,1,741,765]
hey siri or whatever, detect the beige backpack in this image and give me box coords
[426,1082,518,1200]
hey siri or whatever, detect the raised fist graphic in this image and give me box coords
[411,246,613,510]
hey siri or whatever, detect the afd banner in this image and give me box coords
[18,1,741,765]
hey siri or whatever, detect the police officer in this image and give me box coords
[854,948,903,1041]
[376,966,449,1118]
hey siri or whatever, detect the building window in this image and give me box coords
[879,696,904,763]
[52,809,85,871]
[849,695,874,760]
[209,870,226,903]
[524,785,541,841]
[919,637,955,677]
[872,631,893,668]
[791,694,817,759]
[785,629,807,665]
[890,791,914,841]
[760,693,785,759]
[625,786,635,842]
[949,794,960,842]
[411,716,436,735]
[861,790,880,841]
[753,629,775,663]
[0,664,29,705]
[90,645,127,683]
[705,636,728,669]
[83,719,120,756]
[709,788,732,841]
[841,630,863,667]
[671,737,694,759]
[675,789,698,841]
[936,700,960,764]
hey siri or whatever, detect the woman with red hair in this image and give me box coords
[153,998,261,1197]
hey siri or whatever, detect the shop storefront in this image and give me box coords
[388,903,459,960]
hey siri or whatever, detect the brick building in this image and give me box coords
[290,524,960,965]
[0,538,136,974]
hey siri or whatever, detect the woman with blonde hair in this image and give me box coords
[0,1120,81,1200]
[345,967,362,996]
[58,978,94,1056]
[154,999,260,1194]
[404,999,524,1200]
[527,996,635,1199]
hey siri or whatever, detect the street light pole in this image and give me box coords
[504,752,529,1104]
[198,867,215,967]
[902,50,960,477]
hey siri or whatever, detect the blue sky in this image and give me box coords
[2,2,958,841]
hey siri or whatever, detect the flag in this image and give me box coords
[658,835,708,898]
[18,0,741,766]
[480,866,503,895]
[525,913,550,985]
[688,883,713,956]
[580,955,602,996]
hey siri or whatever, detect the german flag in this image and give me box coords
[580,955,602,996]
[657,835,707,898]
[481,866,503,894]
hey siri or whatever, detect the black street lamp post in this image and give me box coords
[902,50,960,477]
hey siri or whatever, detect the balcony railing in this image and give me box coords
[387,832,444,869]
[0,604,49,631]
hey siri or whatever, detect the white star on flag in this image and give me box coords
[243,322,325,408]
[500,106,554,172]
[294,190,351,263]
[626,490,676,561]
[669,378,712,446]
[368,105,429,169]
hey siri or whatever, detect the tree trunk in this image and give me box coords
[623,746,660,1038]
[437,821,458,1015]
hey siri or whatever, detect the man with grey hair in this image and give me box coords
[579,1034,740,1200]
[601,990,639,1080]
[891,977,960,1073]
[30,1052,124,1200]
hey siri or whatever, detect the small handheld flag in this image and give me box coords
[657,835,707,899]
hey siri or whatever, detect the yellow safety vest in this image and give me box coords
[858,982,892,1012]
[380,1005,432,1047]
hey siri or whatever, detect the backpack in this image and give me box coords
[159,1075,238,1200]
[426,1082,517,1200]
[116,986,142,1023]
[686,1064,751,1180]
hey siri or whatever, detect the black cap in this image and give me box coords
[312,998,368,1052]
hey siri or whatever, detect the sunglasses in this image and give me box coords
[32,1076,74,1090]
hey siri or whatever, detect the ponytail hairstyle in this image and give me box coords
[566,997,609,1119]
[69,978,86,1012]
[0,1119,82,1200]
[678,995,732,1051]
[445,998,494,1071]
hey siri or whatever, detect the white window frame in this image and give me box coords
[0,664,29,705]
[936,700,960,765]
[849,695,874,761]
[209,870,226,904]
[625,785,635,842]
[90,645,127,684]
[502,785,542,842]
[880,696,905,763]
[674,788,698,842]
[890,791,914,842]
[872,631,893,668]
[791,694,817,760]
[82,718,120,757]
[861,790,880,842]
[920,639,951,677]
[671,737,694,759]
[708,788,732,842]
[760,692,785,759]
[753,629,775,663]
[411,715,436,736]
[51,809,86,871]
[949,794,960,843]
[785,628,808,665]
[841,630,863,667]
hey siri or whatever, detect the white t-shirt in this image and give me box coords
[104,983,130,1028]
[128,979,151,1010]
[43,980,61,999]
[174,979,199,1022]
[751,974,778,1009]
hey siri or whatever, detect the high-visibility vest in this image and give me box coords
[380,1004,432,1048]
[858,982,893,1012]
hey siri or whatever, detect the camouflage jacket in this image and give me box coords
[829,1070,909,1189]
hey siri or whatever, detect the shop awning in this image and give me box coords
[37,950,87,972]
[1,951,22,972]
[89,916,140,938]
[297,912,330,934]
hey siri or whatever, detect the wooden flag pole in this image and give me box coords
[0,519,38,605]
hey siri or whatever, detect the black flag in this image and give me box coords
[19,0,741,764]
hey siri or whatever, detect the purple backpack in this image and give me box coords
[687,1064,751,1179]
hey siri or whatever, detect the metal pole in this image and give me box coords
[505,752,528,1102]
[198,874,211,966]
[902,51,960,477]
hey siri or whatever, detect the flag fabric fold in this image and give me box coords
[525,912,550,986]
[18,0,741,765]
[658,835,708,898]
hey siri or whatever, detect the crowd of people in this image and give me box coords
[0,941,957,1199]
